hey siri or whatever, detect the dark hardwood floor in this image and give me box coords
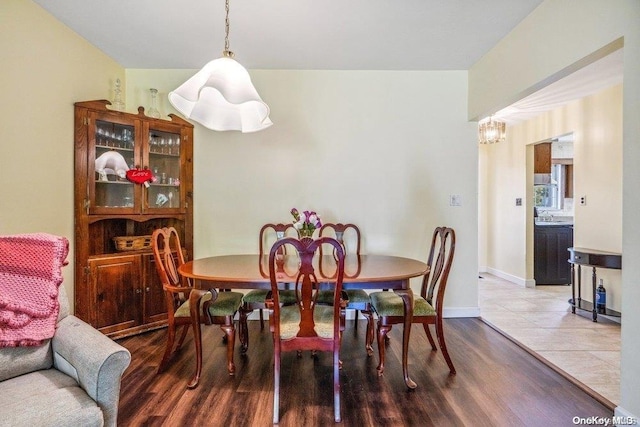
[116,318,612,426]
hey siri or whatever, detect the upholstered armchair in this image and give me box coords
[0,233,131,427]
[0,286,131,427]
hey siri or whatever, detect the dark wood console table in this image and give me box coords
[568,247,622,322]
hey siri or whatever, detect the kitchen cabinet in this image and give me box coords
[564,164,573,198]
[534,143,552,173]
[74,100,193,338]
[534,224,573,285]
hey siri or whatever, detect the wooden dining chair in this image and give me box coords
[238,223,297,353]
[151,227,244,388]
[266,236,348,424]
[319,223,374,355]
[370,226,457,375]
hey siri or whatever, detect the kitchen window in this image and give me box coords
[534,164,566,209]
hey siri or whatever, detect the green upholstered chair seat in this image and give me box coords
[278,305,336,339]
[370,291,436,317]
[316,289,368,305]
[243,289,297,305]
[242,289,268,304]
[344,289,370,304]
[175,291,243,318]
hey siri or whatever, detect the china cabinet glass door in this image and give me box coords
[89,115,138,214]
[144,127,184,213]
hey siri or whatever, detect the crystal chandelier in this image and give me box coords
[168,0,272,133]
[478,116,506,144]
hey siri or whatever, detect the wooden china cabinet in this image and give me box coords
[74,100,193,338]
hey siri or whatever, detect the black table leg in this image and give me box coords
[591,267,598,322]
[570,263,576,314]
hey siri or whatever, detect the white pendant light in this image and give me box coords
[169,0,272,133]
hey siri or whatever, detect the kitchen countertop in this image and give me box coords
[535,220,573,227]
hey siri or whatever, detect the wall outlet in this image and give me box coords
[449,194,462,206]
[580,195,587,206]
[516,198,522,206]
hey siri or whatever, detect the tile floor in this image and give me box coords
[478,273,621,406]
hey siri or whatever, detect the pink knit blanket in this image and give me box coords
[0,233,69,347]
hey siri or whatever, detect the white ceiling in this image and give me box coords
[33,0,544,70]
[32,0,623,123]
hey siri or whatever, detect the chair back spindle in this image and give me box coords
[421,227,456,312]
[152,228,190,310]
[259,223,297,257]
[319,223,361,259]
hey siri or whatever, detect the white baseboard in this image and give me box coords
[443,307,481,318]
[484,267,533,288]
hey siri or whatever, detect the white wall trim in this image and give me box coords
[614,406,637,425]
[484,267,535,288]
[443,307,481,318]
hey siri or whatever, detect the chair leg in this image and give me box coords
[176,324,190,350]
[362,308,374,356]
[239,308,249,354]
[435,317,456,374]
[334,346,342,423]
[259,308,265,331]
[157,320,178,374]
[273,347,281,424]
[422,323,437,351]
[376,323,392,375]
[221,321,236,376]
[337,322,343,369]
[353,309,359,331]
[188,319,203,389]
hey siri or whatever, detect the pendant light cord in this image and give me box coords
[223,0,234,58]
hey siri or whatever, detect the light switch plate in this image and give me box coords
[449,194,462,206]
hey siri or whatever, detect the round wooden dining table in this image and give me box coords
[178,254,428,389]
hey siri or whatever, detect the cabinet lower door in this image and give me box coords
[90,255,141,334]
[142,254,168,324]
[534,226,573,285]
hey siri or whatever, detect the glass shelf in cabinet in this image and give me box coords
[95,179,131,184]
[96,145,134,152]
[148,151,180,157]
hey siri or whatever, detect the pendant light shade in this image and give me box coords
[168,0,272,133]
[478,116,506,144]
[169,56,272,133]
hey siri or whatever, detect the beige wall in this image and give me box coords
[0,0,124,307]
[471,0,640,418]
[480,84,623,308]
[126,69,480,316]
